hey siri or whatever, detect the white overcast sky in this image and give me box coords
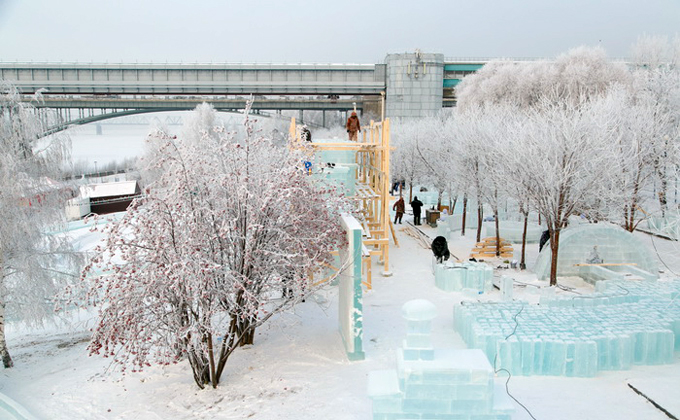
[0,0,678,63]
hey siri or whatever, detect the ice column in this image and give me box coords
[500,276,513,301]
[401,299,437,360]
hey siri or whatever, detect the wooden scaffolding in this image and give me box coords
[289,117,396,289]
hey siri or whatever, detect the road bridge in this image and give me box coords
[0,54,489,135]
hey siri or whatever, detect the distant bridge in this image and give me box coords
[0,54,489,135]
[0,62,387,135]
[33,96,365,136]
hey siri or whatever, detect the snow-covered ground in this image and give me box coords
[2,214,680,419]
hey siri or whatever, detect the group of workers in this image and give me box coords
[392,196,423,226]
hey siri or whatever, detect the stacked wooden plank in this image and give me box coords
[470,237,514,259]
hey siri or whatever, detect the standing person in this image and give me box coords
[410,196,424,225]
[301,125,312,142]
[346,111,361,141]
[393,196,405,224]
[539,229,550,252]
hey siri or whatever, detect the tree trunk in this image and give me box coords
[186,344,210,389]
[450,196,457,215]
[461,195,468,236]
[549,228,560,286]
[476,201,483,243]
[241,327,255,346]
[0,285,13,369]
[658,169,668,218]
[520,211,528,270]
[625,173,643,232]
[494,207,501,256]
[409,183,413,203]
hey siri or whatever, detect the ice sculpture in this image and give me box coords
[368,299,515,419]
[533,223,658,282]
[645,212,680,240]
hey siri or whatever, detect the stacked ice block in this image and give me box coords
[368,300,515,420]
[437,213,479,238]
[434,261,493,293]
[454,279,680,377]
[500,275,513,301]
[317,165,355,196]
[483,221,544,243]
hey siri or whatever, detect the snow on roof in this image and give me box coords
[79,180,138,199]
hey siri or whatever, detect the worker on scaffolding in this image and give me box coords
[346,111,361,141]
[301,125,312,142]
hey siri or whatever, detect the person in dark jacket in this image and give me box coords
[346,111,361,141]
[393,197,405,224]
[539,229,550,252]
[410,196,424,225]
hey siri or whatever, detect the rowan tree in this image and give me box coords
[75,103,349,389]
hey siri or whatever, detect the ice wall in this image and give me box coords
[454,279,680,376]
[434,261,493,293]
[483,221,544,243]
[338,214,365,361]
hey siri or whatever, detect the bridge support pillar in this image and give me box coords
[384,52,444,119]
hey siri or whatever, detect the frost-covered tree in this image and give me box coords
[392,118,429,202]
[407,113,455,209]
[457,46,631,111]
[591,87,669,231]
[74,103,349,389]
[630,35,680,216]
[0,82,79,368]
[455,46,633,284]
[500,98,623,285]
[449,107,502,243]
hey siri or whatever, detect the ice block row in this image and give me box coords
[454,295,680,376]
[434,262,493,293]
[540,278,680,307]
[484,221,543,243]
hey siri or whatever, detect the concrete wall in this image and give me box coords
[384,52,445,119]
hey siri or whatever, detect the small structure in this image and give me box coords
[368,299,514,419]
[65,196,91,220]
[533,223,658,283]
[425,208,440,227]
[79,180,141,216]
